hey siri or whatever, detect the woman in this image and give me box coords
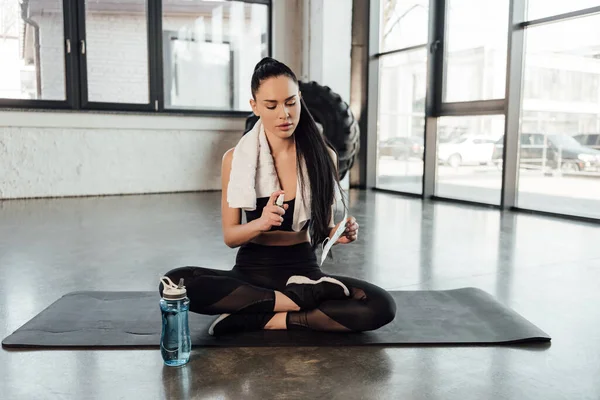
[160,57,395,336]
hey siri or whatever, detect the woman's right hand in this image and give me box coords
[256,190,289,232]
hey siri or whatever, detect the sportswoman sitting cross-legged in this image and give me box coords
[159,57,396,336]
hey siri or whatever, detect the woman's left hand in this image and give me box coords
[335,216,359,245]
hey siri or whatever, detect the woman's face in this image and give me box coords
[250,75,301,139]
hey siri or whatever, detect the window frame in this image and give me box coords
[0,0,272,117]
[368,0,600,222]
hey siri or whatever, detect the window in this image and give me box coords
[0,0,66,100]
[527,1,600,21]
[517,12,600,219]
[376,48,428,195]
[375,0,430,195]
[83,0,149,104]
[0,0,272,114]
[443,0,509,102]
[162,0,269,111]
[435,115,505,205]
[380,0,429,52]
[522,111,599,135]
[524,67,600,103]
[369,0,600,223]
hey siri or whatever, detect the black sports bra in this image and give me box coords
[245,197,309,232]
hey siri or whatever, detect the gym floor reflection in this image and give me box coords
[1,190,599,399]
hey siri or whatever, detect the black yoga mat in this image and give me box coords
[2,288,550,348]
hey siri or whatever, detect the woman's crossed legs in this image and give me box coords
[159,266,396,336]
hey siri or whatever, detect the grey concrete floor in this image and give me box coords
[1,190,599,400]
[377,174,600,219]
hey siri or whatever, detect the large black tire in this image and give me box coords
[244,81,359,180]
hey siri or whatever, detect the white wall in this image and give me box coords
[0,112,245,199]
[272,0,305,76]
[322,0,352,102]
[303,0,353,189]
[305,0,353,101]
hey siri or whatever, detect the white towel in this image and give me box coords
[227,119,311,232]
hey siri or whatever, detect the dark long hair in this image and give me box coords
[251,57,346,249]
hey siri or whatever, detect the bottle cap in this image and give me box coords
[160,276,187,300]
[276,193,284,207]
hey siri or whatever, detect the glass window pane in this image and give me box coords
[527,0,600,21]
[435,115,505,205]
[443,0,509,102]
[380,0,429,52]
[376,48,427,194]
[517,14,600,219]
[162,0,269,111]
[85,0,149,104]
[0,0,65,100]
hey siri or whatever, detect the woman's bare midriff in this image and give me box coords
[250,230,310,246]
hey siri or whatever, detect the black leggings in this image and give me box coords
[159,242,396,332]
